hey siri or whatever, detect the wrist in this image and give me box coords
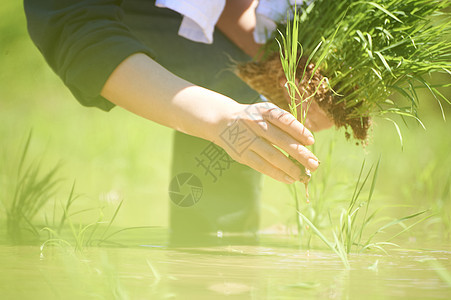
[203,94,245,146]
[171,85,243,143]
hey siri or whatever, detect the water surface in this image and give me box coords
[0,234,450,299]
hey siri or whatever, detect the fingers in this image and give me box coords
[256,121,320,172]
[264,106,315,146]
[241,150,296,184]
[243,103,319,172]
[249,137,303,181]
[220,102,321,183]
[246,102,315,145]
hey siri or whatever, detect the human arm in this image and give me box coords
[24,0,319,183]
[101,53,320,183]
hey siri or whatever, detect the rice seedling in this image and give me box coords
[290,137,340,247]
[0,137,152,251]
[337,158,382,253]
[2,132,61,242]
[272,3,334,235]
[296,157,433,268]
[335,159,435,254]
[297,211,350,268]
[294,159,379,268]
[41,197,120,251]
[40,185,156,252]
[237,0,451,143]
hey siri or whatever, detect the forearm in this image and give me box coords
[101,53,241,143]
[101,53,320,184]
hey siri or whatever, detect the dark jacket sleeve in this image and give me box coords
[24,0,155,111]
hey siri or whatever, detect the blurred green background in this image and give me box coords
[1,1,450,243]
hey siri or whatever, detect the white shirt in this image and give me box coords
[155,0,305,44]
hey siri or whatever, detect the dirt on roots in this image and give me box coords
[235,53,370,142]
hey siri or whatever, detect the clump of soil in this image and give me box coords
[235,53,370,142]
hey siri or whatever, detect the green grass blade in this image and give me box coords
[366,2,404,23]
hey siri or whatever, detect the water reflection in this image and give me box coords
[0,234,450,299]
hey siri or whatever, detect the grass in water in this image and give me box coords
[2,132,61,242]
[297,157,432,268]
[0,132,153,250]
[41,191,154,252]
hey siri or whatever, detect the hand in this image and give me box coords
[214,102,319,184]
[102,54,319,184]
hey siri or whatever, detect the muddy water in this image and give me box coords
[0,235,450,299]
